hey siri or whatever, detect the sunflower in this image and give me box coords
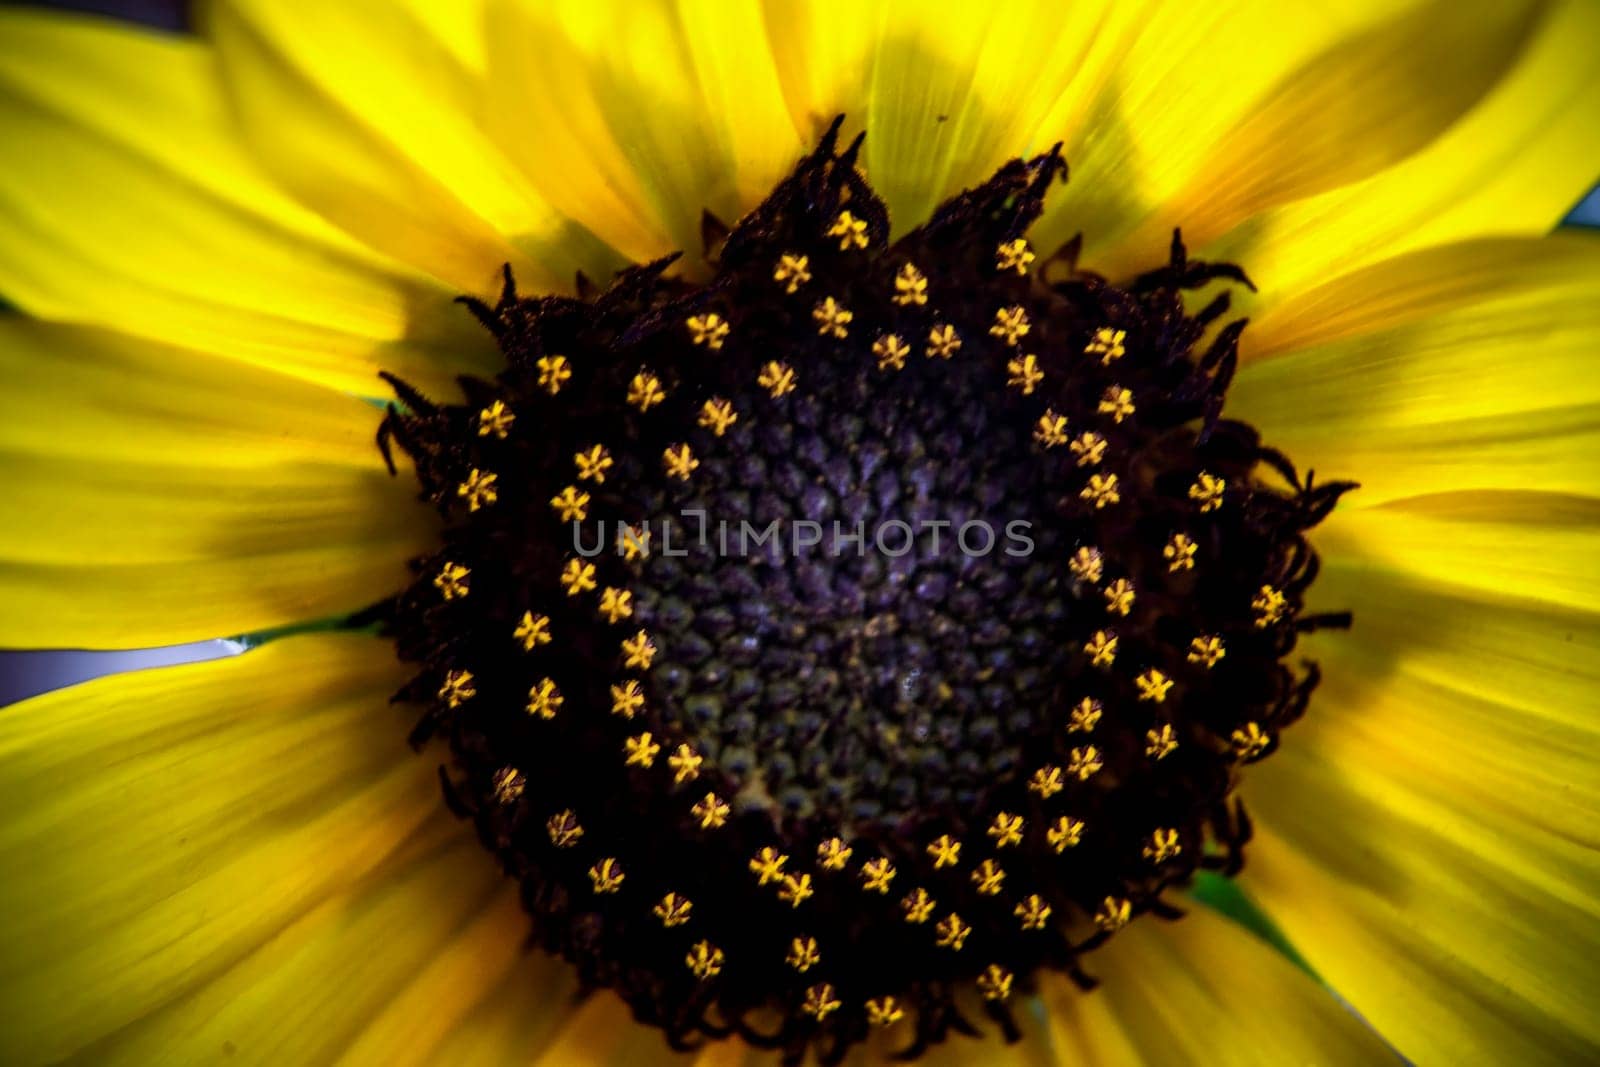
[2,0,1598,1063]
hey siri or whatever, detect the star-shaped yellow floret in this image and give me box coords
[663,443,699,481]
[926,834,962,869]
[1046,816,1085,853]
[978,964,1014,1002]
[987,812,1024,849]
[588,857,625,894]
[1103,577,1135,616]
[685,940,724,980]
[1146,724,1179,760]
[574,444,613,484]
[1188,634,1226,668]
[757,360,797,398]
[627,371,665,411]
[1034,410,1069,448]
[1232,721,1271,759]
[1143,828,1182,863]
[970,859,1006,896]
[827,210,869,250]
[654,893,692,927]
[816,837,853,871]
[1068,697,1102,733]
[1165,533,1197,571]
[873,332,910,371]
[1098,385,1135,423]
[598,587,633,624]
[866,997,904,1027]
[773,252,811,293]
[493,768,525,805]
[1253,585,1289,627]
[477,399,515,438]
[1084,630,1118,668]
[1014,894,1052,931]
[1067,745,1103,781]
[1028,765,1064,799]
[1084,326,1126,364]
[550,485,589,523]
[893,262,928,306]
[624,731,660,768]
[901,888,936,924]
[610,680,645,718]
[812,296,853,338]
[749,847,789,886]
[990,305,1031,346]
[996,238,1034,274]
[1069,546,1103,583]
[925,323,961,360]
[777,873,814,907]
[692,792,731,830]
[437,669,475,708]
[621,630,656,669]
[434,562,470,600]
[525,677,563,719]
[860,857,896,893]
[934,913,971,950]
[546,808,582,845]
[618,525,651,561]
[1006,353,1043,395]
[1095,896,1131,932]
[535,355,571,395]
[687,312,730,350]
[1070,431,1107,467]
[458,468,498,511]
[559,558,596,596]
[801,983,842,1020]
[513,610,551,651]
[1081,472,1121,509]
[668,744,703,784]
[1135,668,1174,703]
[1190,471,1226,512]
[786,937,822,972]
[698,398,738,436]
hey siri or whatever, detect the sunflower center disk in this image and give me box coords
[631,342,1066,833]
[377,120,1352,1062]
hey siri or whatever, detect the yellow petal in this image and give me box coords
[421,951,585,1067]
[398,0,488,74]
[1229,233,1600,506]
[1315,491,1600,616]
[1298,559,1600,842]
[0,8,487,397]
[483,0,801,267]
[201,0,630,289]
[1247,743,1598,1063]
[1250,819,1599,1065]
[1246,233,1600,360]
[0,318,434,648]
[92,837,523,1064]
[1031,0,1410,266]
[1041,904,1395,1064]
[1069,0,1552,280]
[690,1042,765,1067]
[764,0,1133,234]
[336,886,576,1067]
[199,0,625,293]
[529,989,672,1066]
[1238,556,1600,1063]
[0,634,447,1064]
[1215,0,1600,301]
[914,977,1058,1067]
